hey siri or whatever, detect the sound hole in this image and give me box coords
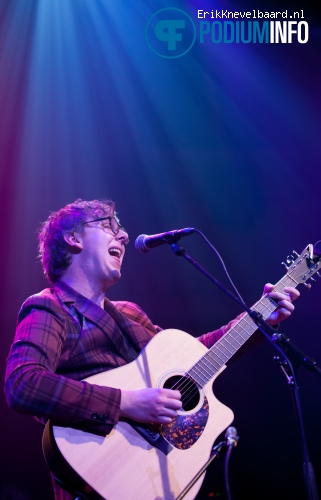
[163,375,200,411]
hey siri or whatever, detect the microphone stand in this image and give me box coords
[176,438,226,500]
[170,243,320,500]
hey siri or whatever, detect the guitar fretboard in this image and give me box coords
[187,274,298,387]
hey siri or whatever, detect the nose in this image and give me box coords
[116,229,129,245]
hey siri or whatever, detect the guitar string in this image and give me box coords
[163,311,268,408]
[165,291,285,410]
[168,320,264,408]
[168,312,262,394]
[164,257,317,410]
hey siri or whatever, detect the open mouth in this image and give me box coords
[108,247,122,259]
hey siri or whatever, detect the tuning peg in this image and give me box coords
[310,277,316,282]
[292,250,299,257]
[281,262,289,270]
[317,272,321,278]
[304,283,312,290]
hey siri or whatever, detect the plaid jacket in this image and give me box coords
[5,280,243,500]
[5,280,237,436]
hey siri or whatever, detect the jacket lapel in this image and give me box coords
[55,281,140,362]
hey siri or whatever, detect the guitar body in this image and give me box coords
[49,329,234,499]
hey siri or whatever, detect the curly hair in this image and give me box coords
[38,199,115,283]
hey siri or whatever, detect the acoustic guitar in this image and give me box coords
[43,243,321,499]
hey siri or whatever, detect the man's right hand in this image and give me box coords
[120,388,182,424]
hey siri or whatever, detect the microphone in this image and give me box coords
[135,227,195,253]
[225,426,239,448]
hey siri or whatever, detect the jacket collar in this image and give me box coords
[54,279,133,334]
[54,279,107,322]
[54,280,140,361]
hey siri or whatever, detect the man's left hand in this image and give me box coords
[263,283,300,326]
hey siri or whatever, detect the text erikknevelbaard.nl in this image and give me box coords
[197,9,308,43]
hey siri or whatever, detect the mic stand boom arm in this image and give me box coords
[170,242,320,500]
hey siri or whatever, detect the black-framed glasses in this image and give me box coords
[82,216,128,240]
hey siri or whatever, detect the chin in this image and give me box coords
[110,269,121,282]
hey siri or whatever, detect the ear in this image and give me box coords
[63,231,83,251]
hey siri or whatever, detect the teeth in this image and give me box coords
[109,248,121,258]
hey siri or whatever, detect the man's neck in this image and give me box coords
[60,275,108,308]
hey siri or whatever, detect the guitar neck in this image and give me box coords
[188,274,298,387]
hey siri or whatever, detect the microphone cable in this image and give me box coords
[193,229,245,305]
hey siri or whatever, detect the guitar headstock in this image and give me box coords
[282,241,321,288]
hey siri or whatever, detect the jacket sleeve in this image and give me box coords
[197,312,247,348]
[4,292,121,435]
[198,311,262,361]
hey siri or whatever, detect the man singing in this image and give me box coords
[5,199,299,500]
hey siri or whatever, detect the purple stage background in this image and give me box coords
[0,1,320,498]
